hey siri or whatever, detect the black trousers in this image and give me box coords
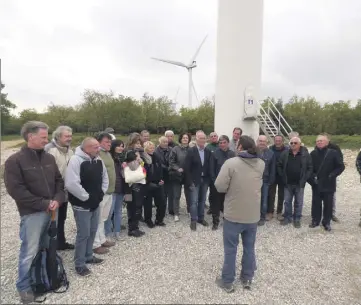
[144,185,166,223]
[210,184,225,225]
[57,202,68,245]
[268,181,285,214]
[127,184,144,232]
[311,187,333,226]
[164,180,174,214]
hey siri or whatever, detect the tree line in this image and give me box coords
[1,82,361,136]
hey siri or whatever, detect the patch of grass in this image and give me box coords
[302,135,361,150]
[1,135,22,141]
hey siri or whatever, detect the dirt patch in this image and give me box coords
[0,140,23,166]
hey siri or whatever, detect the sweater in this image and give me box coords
[206,142,218,153]
[99,150,116,194]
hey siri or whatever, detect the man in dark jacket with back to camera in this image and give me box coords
[209,135,235,230]
[277,136,312,228]
[269,135,289,220]
[65,137,109,277]
[308,135,345,231]
[4,121,65,304]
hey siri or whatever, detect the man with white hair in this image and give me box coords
[45,125,74,250]
[206,131,219,153]
[256,135,276,225]
[165,130,177,148]
[185,130,212,230]
[277,136,312,228]
[308,135,344,231]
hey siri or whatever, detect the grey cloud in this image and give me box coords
[1,0,360,112]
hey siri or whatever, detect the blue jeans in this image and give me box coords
[284,185,304,221]
[189,178,209,221]
[222,219,257,283]
[105,193,124,236]
[73,207,100,268]
[260,183,269,220]
[17,211,51,292]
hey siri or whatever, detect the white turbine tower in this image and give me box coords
[151,35,207,108]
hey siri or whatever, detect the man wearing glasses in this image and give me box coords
[206,132,219,153]
[277,137,312,228]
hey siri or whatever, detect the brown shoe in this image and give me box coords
[93,246,109,255]
[277,213,284,221]
[101,240,115,248]
[266,213,273,221]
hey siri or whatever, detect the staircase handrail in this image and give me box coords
[265,99,293,135]
[265,106,291,137]
[258,104,279,137]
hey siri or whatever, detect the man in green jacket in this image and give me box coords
[93,133,116,255]
[206,132,219,153]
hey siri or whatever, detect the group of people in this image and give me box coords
[4,120,360,302]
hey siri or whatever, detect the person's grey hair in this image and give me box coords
[289,131,299,138]
[158,136,168,144]
[196,130,205,138]
[274,134,284,140]
[104,127,114,134]
[219,135,230,143]
[164,130,174,136]
[21,121,49,141]
[290,136,301,143]
[141,130,150,136]
[81,137,97,149]
[52,125,72,141]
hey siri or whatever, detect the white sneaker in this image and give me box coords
[115,233,124,241]
[174,215,180,222]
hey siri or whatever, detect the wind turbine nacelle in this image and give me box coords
[190,61,197,68]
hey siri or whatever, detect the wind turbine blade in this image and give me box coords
[192,81,199,103]
[189,35,208,65]
[151,57,188,68]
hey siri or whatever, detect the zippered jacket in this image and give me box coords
[65,146,109,211]
[4,145,65,216]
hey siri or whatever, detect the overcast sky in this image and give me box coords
[1,0,360,113]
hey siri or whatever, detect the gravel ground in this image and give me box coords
[1,149,361,304]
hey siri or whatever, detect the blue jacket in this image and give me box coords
[258,148,276,185]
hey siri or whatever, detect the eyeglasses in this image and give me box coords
[290,142,299,145]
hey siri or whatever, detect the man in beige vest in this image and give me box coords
[44,125,74,250]
[215,135,264,293]
[93,133,116,254]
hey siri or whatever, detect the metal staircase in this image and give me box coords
[256,99,293,143]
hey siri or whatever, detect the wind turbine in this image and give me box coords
[151,35,207,108]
